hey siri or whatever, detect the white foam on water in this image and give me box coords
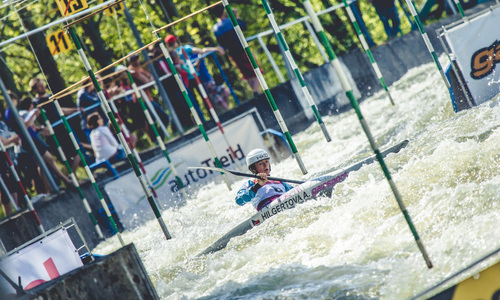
[94,62,500,299]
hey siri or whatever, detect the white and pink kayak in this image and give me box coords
[198,140,408,255]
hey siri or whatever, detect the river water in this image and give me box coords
[94,61,500,299]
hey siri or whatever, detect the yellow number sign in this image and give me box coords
[102,0,124,16]
[55,0,88,17]
[46,30,73,56]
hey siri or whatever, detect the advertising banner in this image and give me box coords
[445,6,500,105]
[104,112,269,229]
[0,229,83,296]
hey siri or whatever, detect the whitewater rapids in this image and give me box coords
[94,61,500,299]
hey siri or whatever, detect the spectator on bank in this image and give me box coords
[4,93,73,193]
[101,70,137,149]
[370,0,401,40]
[29,78,82,123]
[2,93,45,195]
[127,52,171,139]
[0,119,21,215]
[87,112,125,163]
[165,35,230,111]
[30,78,84,172]
[76,77,109,136]
[212,6,261,96]
[111,65,149,139]
[149,44,195,131]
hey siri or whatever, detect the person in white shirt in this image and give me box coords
[86,112,125,163]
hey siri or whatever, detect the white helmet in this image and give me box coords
[246,149,270,171]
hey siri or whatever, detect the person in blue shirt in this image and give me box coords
[212,6,261,96]
[236,149,294,211]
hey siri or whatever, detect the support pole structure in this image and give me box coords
[301,0,433,269]
[124,70,188,198]
[145,2,234,189]
[221,0,308,175]
[340,0,395,105]
[260,0,332,142]
[52,99,125,245]
[40,109,104,239]
[178,46,243,169]
[0,139,44,234]
[401,0,451,88]
[66,26,172,240]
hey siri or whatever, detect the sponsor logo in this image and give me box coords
[252,219,260,226]
[470,40,500,79]
[311,171,348,197]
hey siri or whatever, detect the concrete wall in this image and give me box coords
[26,243,158,299]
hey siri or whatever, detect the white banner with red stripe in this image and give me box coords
[0,229,83,296]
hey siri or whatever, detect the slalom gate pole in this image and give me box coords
[107,97,160,199]
[39,109,104,239]
[452,0,466,18]
[157,41,233,190]
[138,0,234,189]
[340,0,395,105]
[0,139,44,234]
[179,46,244,169]
[50,99,125,246]
[123,69,188,198]
[301,0,433,269]
[222,0,308,175]
[138,89,172,141]
[210,53,240,105]
[260,0,332,142]
[0,173,19,211]
[66,27,172,240]
[401,0,451,88]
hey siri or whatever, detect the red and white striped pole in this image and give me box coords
[0,139,44,233]
[179,47,243,169]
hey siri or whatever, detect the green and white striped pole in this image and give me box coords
[341,0,395,105]
[452,0,466,18]
[401,0,451,88]
[221,0,308,175]
[66,27,172,240]
[302,0,433,269]
[260,0,332,142]
[139,1,233,188]
[40,108,104,239]
[179,46,244,169]
[107,97,162,199]
[154,39,233,190]
[51,99,125,246]
[123,69,188,198]
[0,139,44,233]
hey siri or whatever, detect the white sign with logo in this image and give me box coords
[445,6,500,105]
[104,112,269,229]
[0,229,83,296]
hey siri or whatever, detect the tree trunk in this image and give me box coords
[0,53,21,97]
[19,10,68,99]
[81,18,113,72]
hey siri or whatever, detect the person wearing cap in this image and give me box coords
[165,34,225,119]
[235,149,294,211]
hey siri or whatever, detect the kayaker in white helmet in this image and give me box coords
[235,148,294,211]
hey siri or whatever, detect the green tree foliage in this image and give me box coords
[0,0,436,103]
